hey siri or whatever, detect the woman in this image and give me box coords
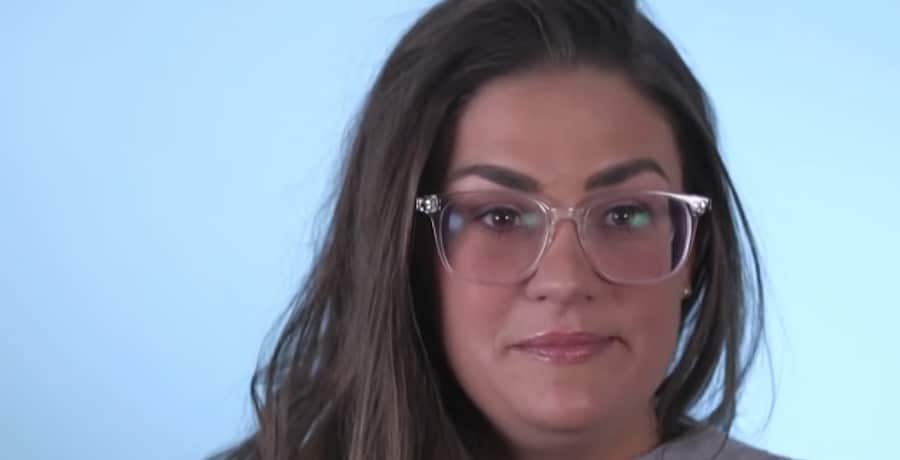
[212,1,785,459]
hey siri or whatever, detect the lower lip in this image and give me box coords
[513,338,617,364]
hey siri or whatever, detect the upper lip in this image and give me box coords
[513,331,614,348]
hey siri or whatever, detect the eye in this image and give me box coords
[476,206,523,231]
[603,204,652,229]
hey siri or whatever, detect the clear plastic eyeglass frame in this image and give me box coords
[414,190,711,285]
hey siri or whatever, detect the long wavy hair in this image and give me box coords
[210,1,766,459]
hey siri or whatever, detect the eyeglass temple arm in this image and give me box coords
[682,195,711,216]
[415,195,441,215]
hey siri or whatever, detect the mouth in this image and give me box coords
[511,331,619,364]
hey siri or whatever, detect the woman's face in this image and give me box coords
[439,67,689,456]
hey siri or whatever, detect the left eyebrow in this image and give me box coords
[583,157,670,190]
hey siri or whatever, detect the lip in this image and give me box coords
[512,331,617,364]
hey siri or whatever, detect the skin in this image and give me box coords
[439,67,691,460]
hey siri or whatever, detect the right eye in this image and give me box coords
[475,206,523,231]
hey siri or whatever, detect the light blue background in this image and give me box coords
[2,1,897,459]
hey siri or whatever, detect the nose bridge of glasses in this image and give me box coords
[547,206,584,228]
[534,206,595,280]
[545,206,587,243]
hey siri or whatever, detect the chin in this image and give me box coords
[494,404,613,456]
[522,396,613,433]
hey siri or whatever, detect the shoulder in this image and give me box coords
[637,427,791,460]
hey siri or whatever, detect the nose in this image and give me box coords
[523,217,602,305]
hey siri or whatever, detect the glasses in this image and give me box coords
[415,189,710,285]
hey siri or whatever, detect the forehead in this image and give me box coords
[448,67,682,197]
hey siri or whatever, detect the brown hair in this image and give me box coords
[210,1,766,459]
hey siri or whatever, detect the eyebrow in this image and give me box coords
[446,157,669,192]
[446,164,540,192]
[583,157,669,190]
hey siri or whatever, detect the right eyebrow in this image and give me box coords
[445,164,540,192]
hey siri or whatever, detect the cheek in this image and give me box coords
[438,272,518,405]
[621,282,684,392]
[439,273,513,366]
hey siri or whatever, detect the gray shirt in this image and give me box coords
[636,428,789,460]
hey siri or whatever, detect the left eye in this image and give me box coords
[603,204,652,228]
